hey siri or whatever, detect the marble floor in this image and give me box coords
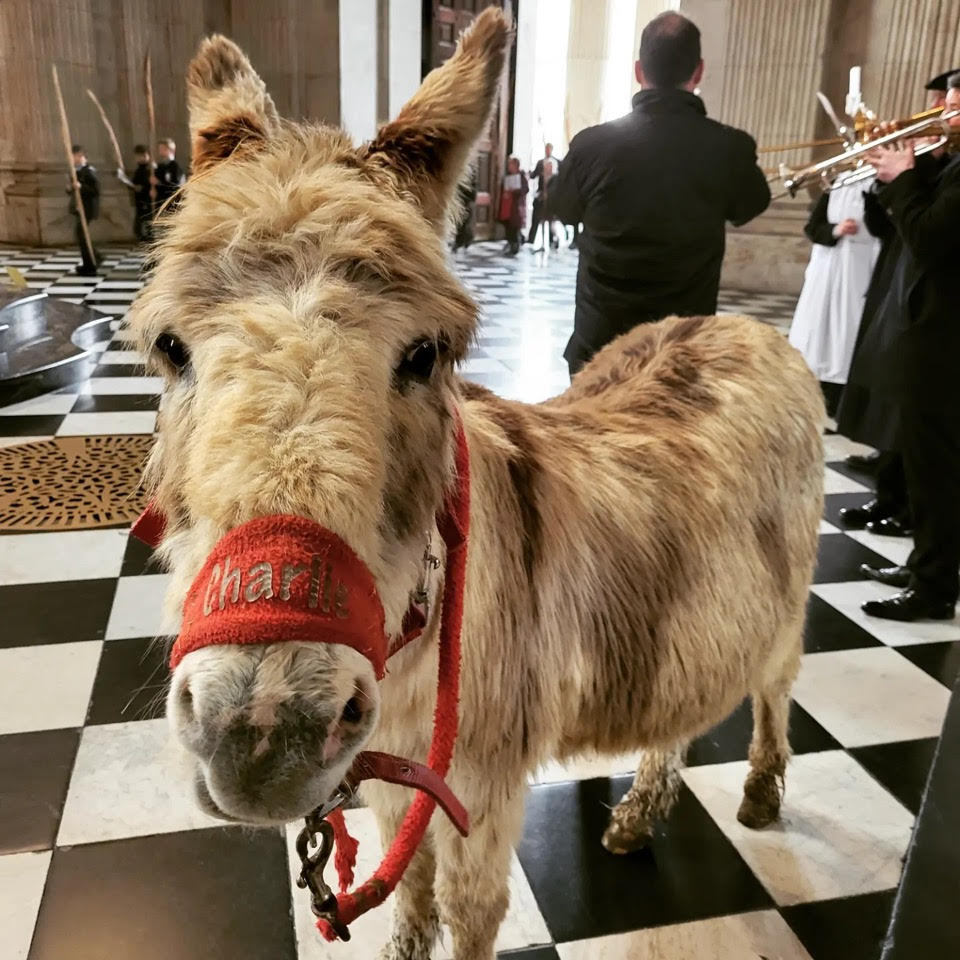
[0,243,956,960]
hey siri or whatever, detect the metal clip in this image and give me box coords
[295,790,352,941]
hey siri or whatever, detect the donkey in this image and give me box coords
[130,9,823,959]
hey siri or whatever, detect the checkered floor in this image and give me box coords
[1,242,955,960]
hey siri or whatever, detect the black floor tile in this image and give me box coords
[896,641,960,690]
[850,738,938,816]
[86,637,169,725]
[0,579,117,647]
[89,363,144,377]
[0,728,79,853]
[516,778,772,943]
[28,827,297,960]
[814,533,890,584]
[499,948,559,959]
[826,458,877,489]
[687,697,840,767]
[823,493,875,528]
[804,593,883,653]
[120,532,162,576]
[781,889,896,960]
[70,393,159,413]
[0,414,65,435]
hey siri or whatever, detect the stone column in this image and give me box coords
[338,0,378,143]
[565,0,612,139]
[0,0,339,246]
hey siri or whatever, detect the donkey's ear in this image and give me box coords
[362,8,510,227]
[186,36,279,172]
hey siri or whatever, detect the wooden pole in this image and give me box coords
[51,65,97,271]
[145,52,157,207]
[85,89,125,171]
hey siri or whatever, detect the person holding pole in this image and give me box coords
[67,145,101,275]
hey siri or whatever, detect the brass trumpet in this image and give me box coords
[772,107,960,197]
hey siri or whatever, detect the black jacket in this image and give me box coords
[68,163,100,220]
[530,156,560,196]
[550,88,770,359]
[862,153,960,410]
[131,162,153,213]
[155,159,184,206]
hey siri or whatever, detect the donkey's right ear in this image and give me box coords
[186,36,279,173]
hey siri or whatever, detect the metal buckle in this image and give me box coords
[295,787,352,941]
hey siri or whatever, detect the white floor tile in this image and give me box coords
[460,356,510,374]
[57,718,221,845]
[0,528,127,584]
[812,580,960,646]
[56,411,157,435]
[0,392,76,416]
[683,751,914,906]
[844,529,914,566]
[823,467,869,495]
[557,910,813,959]
[85,291,142,302]
[286,808,551,959]
[793,646,951,746]
[531,750,643,785]
[82,376,162,395]
[0,850,52,960]
[105,574,174,639]
[819,520,841,534]
[0,641,102,734]
[96,348,145,364]
[823,434,874,462]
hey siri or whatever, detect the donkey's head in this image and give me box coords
[129,10,508,824]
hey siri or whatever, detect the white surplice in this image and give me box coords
[788,180,880,384]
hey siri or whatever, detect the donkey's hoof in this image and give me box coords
[601,819,652,855]
[736,794,780,829]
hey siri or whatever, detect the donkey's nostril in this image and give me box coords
[179,680,195,721]
[342,696,363,725]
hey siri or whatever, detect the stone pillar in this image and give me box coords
[565,0,612,139]
[0,0,339,247]
[338,0,378,143]
[388,0,421,118]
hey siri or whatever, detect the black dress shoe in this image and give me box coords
[866,516,914,538]
[862,589,955,622]
[837,499,886,529]
[859,563,911,587]
[846,451,881,471]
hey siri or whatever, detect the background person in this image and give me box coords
[526,142,560,250]
[152,137,185,212]
[788,178,880,417]
[550,11,770,376]
[497,156,528,256]
[66,144,100,275]
[116,144,154,242]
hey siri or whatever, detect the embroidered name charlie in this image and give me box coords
[202,554,351,618]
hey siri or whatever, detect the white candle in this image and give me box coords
[848,66,862,103]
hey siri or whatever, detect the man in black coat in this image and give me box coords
[549,11,770,376]
[152,138,185,212]
[67,144,100,276]
[526,143,560,249]
[859,75,960,622]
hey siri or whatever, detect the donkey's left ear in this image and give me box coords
[362,7,511,228]
[186,35,280,173]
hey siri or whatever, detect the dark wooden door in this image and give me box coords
[427,0,514,239]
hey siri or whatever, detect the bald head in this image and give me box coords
[637,11,703,90]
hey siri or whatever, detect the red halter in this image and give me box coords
[131,422,471,942]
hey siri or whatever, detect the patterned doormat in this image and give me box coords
[0,435,152,531]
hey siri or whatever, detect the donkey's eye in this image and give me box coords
[154,332,190,372]
[398,340,441,381]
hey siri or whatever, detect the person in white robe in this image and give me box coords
[789,178,881,416]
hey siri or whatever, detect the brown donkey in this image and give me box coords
[130,10,824,959]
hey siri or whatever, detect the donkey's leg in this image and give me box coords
[434,788,525,960]
[601,744,686,854]
[737,649,799,829]
[366,784,440,960]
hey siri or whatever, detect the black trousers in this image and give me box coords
[527,195,557,246]
[74,218,99,271]
[134,209,153,243]
[901,405,960,604]
[873,450,910,521]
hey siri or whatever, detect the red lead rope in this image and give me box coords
[316,423,471,940]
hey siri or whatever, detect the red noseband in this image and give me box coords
[170,516,392,676]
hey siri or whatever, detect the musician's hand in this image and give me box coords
[149,175,159,186]
[833,218,859,238]
[870,142,915,183]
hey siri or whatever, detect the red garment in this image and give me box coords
[498,170,528,229]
